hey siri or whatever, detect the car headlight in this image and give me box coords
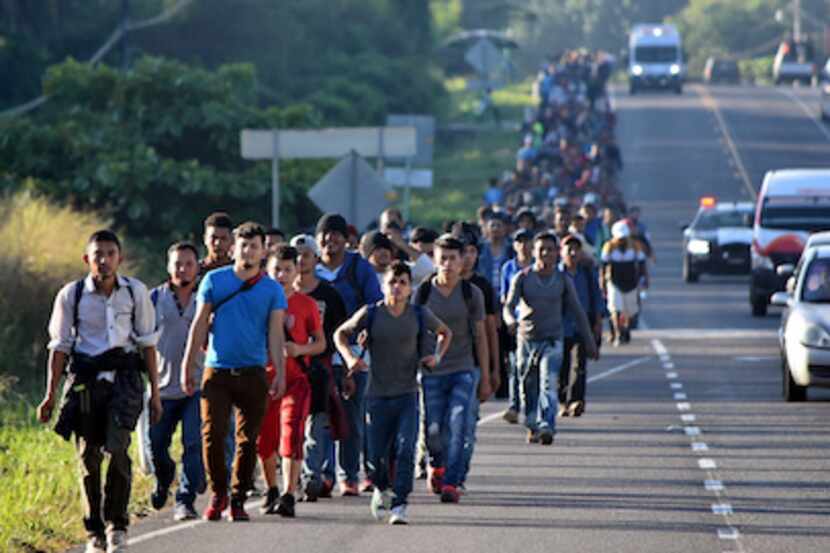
[751,250,774,270]
[632,65,644,76]
[687,239,710,255]
[670,64,681,75]
[801,324,830,348]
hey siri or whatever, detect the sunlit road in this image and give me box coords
[75,84,830,553]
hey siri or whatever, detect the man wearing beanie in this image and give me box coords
[314,213,382,496]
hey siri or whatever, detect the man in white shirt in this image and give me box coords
[38,229,161,553]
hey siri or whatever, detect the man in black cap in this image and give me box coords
[314,213,382,496]
[515,208,537,233]
[360,230,395,285]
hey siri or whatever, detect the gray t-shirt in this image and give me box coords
[503,268,592,343]
[341,303,443,398]
[153,283,203,399]
[413,278,485,375]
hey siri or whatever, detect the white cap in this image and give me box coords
[611,220,630,239]
[290,234,320,257]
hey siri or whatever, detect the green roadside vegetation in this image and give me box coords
[0,76,531,551]
[407,78,534,229]
[0,193,165,553]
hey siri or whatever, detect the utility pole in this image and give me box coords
[794,0,802,42]
[121,0,130,71]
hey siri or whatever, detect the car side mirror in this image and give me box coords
[771,291,792,307]
[786,276,796,295]
[777,263,795,277]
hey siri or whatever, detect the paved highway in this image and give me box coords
[84,84,830,553]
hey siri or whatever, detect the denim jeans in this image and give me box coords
[421,370,475,487]
[508,350,521,413]
[518,338,564,433]
[338,370,367,484]
[366,393,418,507]
[302,412,335,488]
[461,367,481,484]
[149,393,204,507]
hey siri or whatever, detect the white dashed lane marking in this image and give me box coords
[650,337,745,550]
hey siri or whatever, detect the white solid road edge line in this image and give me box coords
[779,88,830,143]
[478,355,652,426]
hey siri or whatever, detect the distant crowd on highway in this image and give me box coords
[37,49,655,553]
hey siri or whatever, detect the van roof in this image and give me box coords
[761,169,830,197]
[806,231,830,248]
[630,24,680,47]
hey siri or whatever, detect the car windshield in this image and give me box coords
[761,197,830,231]
[801,258,830,302]
[693,210,752,231]
[634,46,677,63]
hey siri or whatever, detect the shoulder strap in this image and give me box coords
[346,255,365,307]
[150,288,159,307]
[213,272,265,313]
[71,280,84,352]
[414,276,433,305]
[122,278,136,327]
[414,304,425,359]
[359,301,382,360]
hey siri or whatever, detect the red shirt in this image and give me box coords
[275,292,321,383]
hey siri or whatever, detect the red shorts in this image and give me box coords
[256,372,310,460]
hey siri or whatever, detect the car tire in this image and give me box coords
[751,297,767,317]
[674,84,683,95]
[782,356,807,402]
[682,256,698,283]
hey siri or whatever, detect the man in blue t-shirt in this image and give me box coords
[182,222,287,523]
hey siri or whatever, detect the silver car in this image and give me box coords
[772,244,830,401]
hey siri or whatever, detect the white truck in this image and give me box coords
[628,24,685,95]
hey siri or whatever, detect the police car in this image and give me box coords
[682,197,754,283]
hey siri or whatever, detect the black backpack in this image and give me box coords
[414,277,479,366]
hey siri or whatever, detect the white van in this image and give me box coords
[628,24,685,95]
[750,169,830,316]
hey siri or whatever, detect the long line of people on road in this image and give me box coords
[37,49,655,553]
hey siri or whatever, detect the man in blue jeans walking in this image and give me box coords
[335,261,451,524]
[414,235,491,503]
[503,231,598,445]
[314,213,383,496]
[149,242,205,521]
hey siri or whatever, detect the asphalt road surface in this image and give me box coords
[87,84,830,553]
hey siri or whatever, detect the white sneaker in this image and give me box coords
[106,530,128,553]
[369,488,392,520]
[85,536,106,553]
[389,504,408,525]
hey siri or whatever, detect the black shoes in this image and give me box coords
[276,493,296,518]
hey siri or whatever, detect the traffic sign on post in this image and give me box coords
[465,38,503,76]
[240,126,416,227]
[307,152,389,231]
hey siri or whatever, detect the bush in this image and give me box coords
[0,189,123,395]
[0,57,328,246]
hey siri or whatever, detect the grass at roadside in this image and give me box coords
[0,192,164,553]
[0,386,167,553]
[406,77,534,228]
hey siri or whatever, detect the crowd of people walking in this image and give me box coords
[37,49,655,553]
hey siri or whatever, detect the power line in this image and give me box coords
[0,0,196,119]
